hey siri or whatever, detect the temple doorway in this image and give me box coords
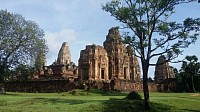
[124,67,127,79]
[101,69,105,79]
[82,68,89,80]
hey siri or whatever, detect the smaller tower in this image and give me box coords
[154,55,175,83]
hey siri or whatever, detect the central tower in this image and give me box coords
[78,27,141,81]
[57,42,71,65]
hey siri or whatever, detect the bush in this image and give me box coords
[126,91,142,100]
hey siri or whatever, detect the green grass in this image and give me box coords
[0,90,200,112]
[150,92,200,112]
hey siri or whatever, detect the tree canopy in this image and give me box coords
[179,55,200,92]
[0,10,48,81]
[102,0,200,109]
[103,0,200,62]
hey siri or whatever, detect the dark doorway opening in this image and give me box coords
[82,68,89,80]
[124,67,127,79]
[101,69,105,79]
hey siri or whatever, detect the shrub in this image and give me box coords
[69,90,77,95]
[126,91,142,100]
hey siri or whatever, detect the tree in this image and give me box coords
[180,55,200,92]
[0,10,48,82]
[102,0,200,109]
[148,77,153,82]
[34,50,46,71]
[12,64,35,81]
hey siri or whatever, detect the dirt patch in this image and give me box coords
[191,94,200,96]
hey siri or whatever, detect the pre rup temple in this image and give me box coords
[3,27,176,92]
[79,27,140,81]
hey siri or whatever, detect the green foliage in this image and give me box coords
[126,91,142,100]
[177,55,200,92]
[148,77,154,82]
[13,64,35,81]
[34,51,46,71]
[0,65,10,82]
[102,0,200,109]
[102,0,200,62]
[0,10,48,81]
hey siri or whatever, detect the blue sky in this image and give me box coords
[1,0,200,78]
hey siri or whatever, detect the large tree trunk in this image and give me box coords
[142,61,150,110]
[0,62,7,82]
[191,76,196,93]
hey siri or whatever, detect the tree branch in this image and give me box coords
[151,27,187,53]
[150,47,172,59]
[149,55,181,66]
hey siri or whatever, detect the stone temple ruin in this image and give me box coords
[57,42,71,65]
[35,42,78,80]
[154,55,175,83]
[154,55,176,91]
[2,27,177,92]
[78,27,140,82]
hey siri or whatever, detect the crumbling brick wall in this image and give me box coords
[114,80,157,92]
[3,80,76,93]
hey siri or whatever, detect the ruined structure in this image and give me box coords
[154,55,175,83]
[78,27,141,82]
[57,42,71,65]
[78,45,109,80]
[35,42,77,80]
[2,28,177,92]
[126,46,141,81]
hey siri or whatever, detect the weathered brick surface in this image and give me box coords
[154,55,175,83]
[3,80,77,93]
[2,80,158,92]
[79,80,157,92]
[78,27,141,82]
[114,80,157,92]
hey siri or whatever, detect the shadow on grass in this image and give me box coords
[36,97,88,105]
[83,89,127,96]
[101,98,174,112]
[21,97,104,105]
[0,100,8,106]
[180,109,200,112]
[0,93,20,96]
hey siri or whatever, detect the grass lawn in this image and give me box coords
[0,90,200,112]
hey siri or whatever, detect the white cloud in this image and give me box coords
[1,0,199,78]
[45,29,94,65]
[45,29,77,65]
